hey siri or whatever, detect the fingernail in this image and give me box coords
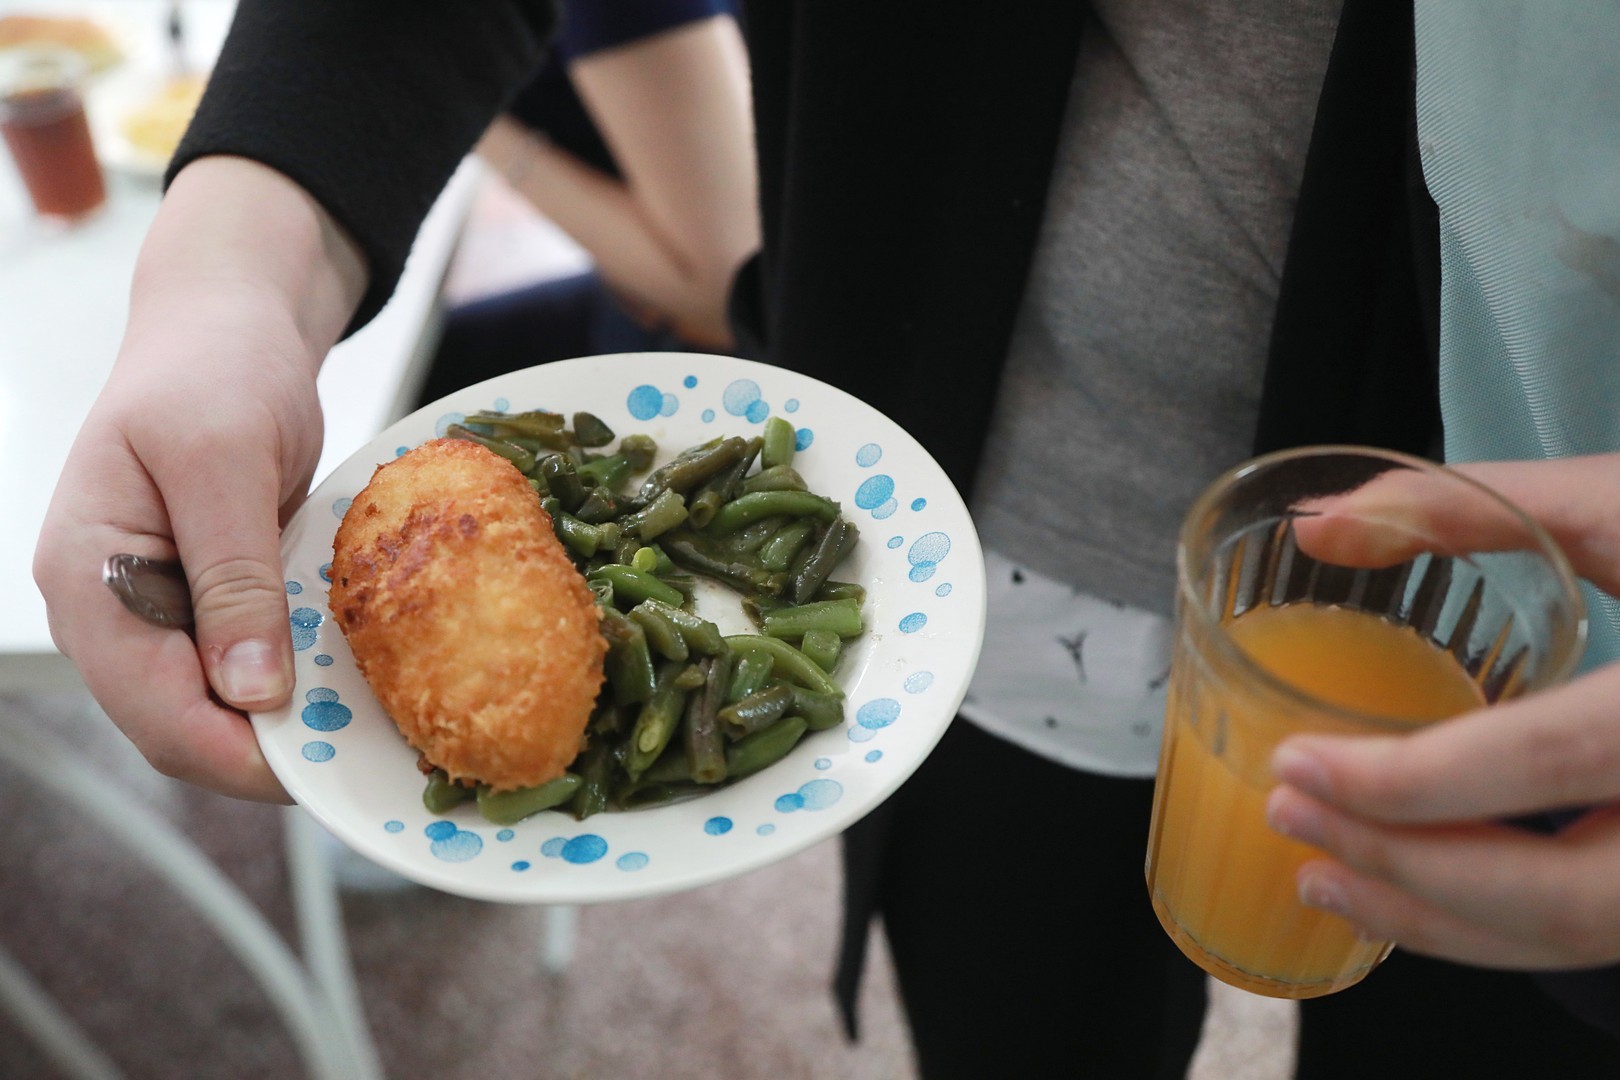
[1267,788,1327,846]
[1299,874,1350,918]
[1272,743,1331,796]
[217,640,288,703]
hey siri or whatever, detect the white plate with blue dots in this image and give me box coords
[256,353,986,903]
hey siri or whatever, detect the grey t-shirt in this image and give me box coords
[970,0,1342,615]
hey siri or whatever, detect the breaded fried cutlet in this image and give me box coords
[328,438,606,791]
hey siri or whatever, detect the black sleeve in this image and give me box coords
[166,0,559,335]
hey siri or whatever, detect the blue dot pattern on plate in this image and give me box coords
[904,671,935,694]
[815,757,832,770]
[906,532,951,583]
[757,824,776,836]
[775,779,843,813]
[849,697,901,744]
[512,861,531,872]
[385,820,404,834]
[396,446,409,457]
[935,583,952,597]
[493,397,510,411]
[911,498,927,511]
[424,821,482,862]
[683,375,698,388]
[301,688,351,732]
[887,535,904,549]
[617,852,649,872]
[626,384,665,420]
[866,750,884,762]
[435,411,465,437]
[314,654,334,667]
[795,428,814,451]
[289,607,323,651]
[855,474,894,510]
[720,378,771,423]
[702,408,716,423]
[855,443,882,467]
[301,741,335,762]
[319,562,333,583]
[899,612,928,633]
[704,817,733,836]
[285,580,303,595]
[497,829,515,842]
[542,835,608,864]
[331,497,352,519]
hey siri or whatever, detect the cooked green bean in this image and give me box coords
[726,651,774,703]
[739,464,807,495]
[789,518,859,604]
[634,598,726,654]
[637,436,749,499]
[569,739,615,820]
[620,433,658,471]
[575,453,631,490]
[762,597,864,640]
[630,603,689,662]
[660,531,788,595]
[551,510,603,558]
[625,663,691,779]
[466,409,571,448]
[423,769,474,814]
[574,485,624,524]
[726,716,809,779]
[630,546,660,574]
[683,653,732,784]
[788,684,845,730]
[601,609,657,704]
[476,774,583,826]
[674,662,708,691]
[798,628,842,674]
[724,634,842,696]
[705,490,841,537]
[538,453,586,513]
[760,415,797,471]
[815,580,867,604]
[446,424,536,474]
[587,563,686,608]
[687,438,762,529]
[721,514,791,555]
[742,593,791,628]
[571,411,615,447]
[717,682,794,738]
[758,519,817,571]
[621,488,690,540]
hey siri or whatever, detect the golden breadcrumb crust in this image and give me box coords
[329,438,605,791]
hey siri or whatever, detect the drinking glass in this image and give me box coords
[0,47,106,220]
[1145,445,1586,998]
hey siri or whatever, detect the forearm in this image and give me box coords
[132,156,368,368]
[480,119,742,343]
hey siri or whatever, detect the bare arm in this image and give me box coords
[475,15,759,348]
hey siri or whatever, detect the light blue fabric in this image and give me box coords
[1415,2,1620,671]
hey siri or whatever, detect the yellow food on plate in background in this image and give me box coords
[328,438,607,792]
[0,14,123,72]
[120,72,206,160]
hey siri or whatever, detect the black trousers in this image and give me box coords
[837,719,1206,1079]
[839,719,1620,1078]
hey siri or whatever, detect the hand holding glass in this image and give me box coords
[1145,446,1586,998]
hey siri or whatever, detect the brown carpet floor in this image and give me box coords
[0,690,1294,1080]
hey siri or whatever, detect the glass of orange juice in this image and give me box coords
[1145,445,1586,999]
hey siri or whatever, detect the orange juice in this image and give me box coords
[1146,603,1484,998]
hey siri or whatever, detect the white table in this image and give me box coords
[0,4,481,1077]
